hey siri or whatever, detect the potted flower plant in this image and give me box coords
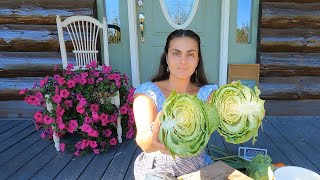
[20,61,136,156]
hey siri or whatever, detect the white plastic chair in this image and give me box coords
[56,15,110,69]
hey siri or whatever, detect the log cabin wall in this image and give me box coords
[0,0,96,117]
[258,0,320,112]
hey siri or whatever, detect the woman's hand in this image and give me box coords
[152,111,171,155]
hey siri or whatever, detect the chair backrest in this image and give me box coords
[56,15,109,69]
[228,64,260,86]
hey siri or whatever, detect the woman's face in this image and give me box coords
[166,37,199,80]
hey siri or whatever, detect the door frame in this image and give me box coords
[127,0,230,87]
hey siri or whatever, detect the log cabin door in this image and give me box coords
[136,0,222,84]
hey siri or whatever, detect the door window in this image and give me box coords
[160,0,199,29]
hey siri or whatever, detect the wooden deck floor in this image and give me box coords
[0,116,319,179]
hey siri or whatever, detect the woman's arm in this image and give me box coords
[133,94,168,153]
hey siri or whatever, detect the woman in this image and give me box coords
[133,29,218,179]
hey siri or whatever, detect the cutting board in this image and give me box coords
[174,161,253,180]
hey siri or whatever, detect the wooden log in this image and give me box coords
[0,0,95,9]
[259,76,320,100]
[260,53,320,76]
[262,0,320,3]
[261,16,320,29]
[0,24,73,52]
[0,52,77,77]
[265,100,320,116]
[262,2,320,11]
[0,0,94,25]
[260,28,320,39]
[0,77,43,101]
[260,36,320,53]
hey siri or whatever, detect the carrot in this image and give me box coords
[273,162,285,168]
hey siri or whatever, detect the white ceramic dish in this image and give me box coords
[274,166,320,180]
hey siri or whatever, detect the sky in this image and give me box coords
[237,0,252,28]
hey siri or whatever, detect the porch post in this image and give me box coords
[219,0,230,86]
[127,0,140,87]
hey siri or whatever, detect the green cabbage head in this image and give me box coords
[211,81,265,144]
[159,91,219,158]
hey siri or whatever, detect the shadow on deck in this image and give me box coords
[0,116,319,179]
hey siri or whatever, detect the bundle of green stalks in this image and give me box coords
[207,145,249,170]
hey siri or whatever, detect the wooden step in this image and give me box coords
[261,2,320,29]
[265,100,320,116]
[0,24,73,52]
[0,77,43,101]
[0,0,94,25]
[0,52,76,77]
[259,52,320,76]
[0,100,40,118]
[259,76,320,100]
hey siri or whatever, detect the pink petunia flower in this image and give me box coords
[92,111,99,121]
[43,115,54,125]
[52,94,62,104]
[126,129,134,139]
[90,104,99,112]
[88,130,99,137]
[58,122,66,130]
[79,98,87,106]
[76,105,85,114]
[33,111,43,123]
[19,88,28,95]
[87,77,94,85]
[93,149,100,154]
[109,138,117,146]
[59,89,70,98]
[89,140,98,149]
[67,79,76,88]
[58,77,66,86]
[103,129,112,138]
[74,150,80,156]
[64,100,73,108]
[119,104,129,115]
[102,65,112,74]
[80,123,92,134]
[60,143,66,152]
[100,113,108,126]
[53,74,61,81]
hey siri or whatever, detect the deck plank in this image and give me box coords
[254,124,292,165]
[0,120,10,126]
[0,134,51,179]
[30,153,74,180]
[0,120,24,134]
[0,125,36,153]
[0,130,41,166]
[54,153,96,179]
[101,139,137,180]
[207,131,226,157]
[0,120,33,143]
[78,145,119,180]
[282,116,320,152]
[123,147,142,180]
[271,117,320,172]
[6,142,56,180]
[264,117,319,173]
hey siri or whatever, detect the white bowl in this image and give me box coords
[274,166,320,180]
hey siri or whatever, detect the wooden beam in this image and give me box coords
[265,100,320,116]
[259,76,320,100]
[260,52,320,76]
[0,52,77,77]
[262,0,320,3]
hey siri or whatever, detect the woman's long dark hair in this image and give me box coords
[151,29,209,87]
